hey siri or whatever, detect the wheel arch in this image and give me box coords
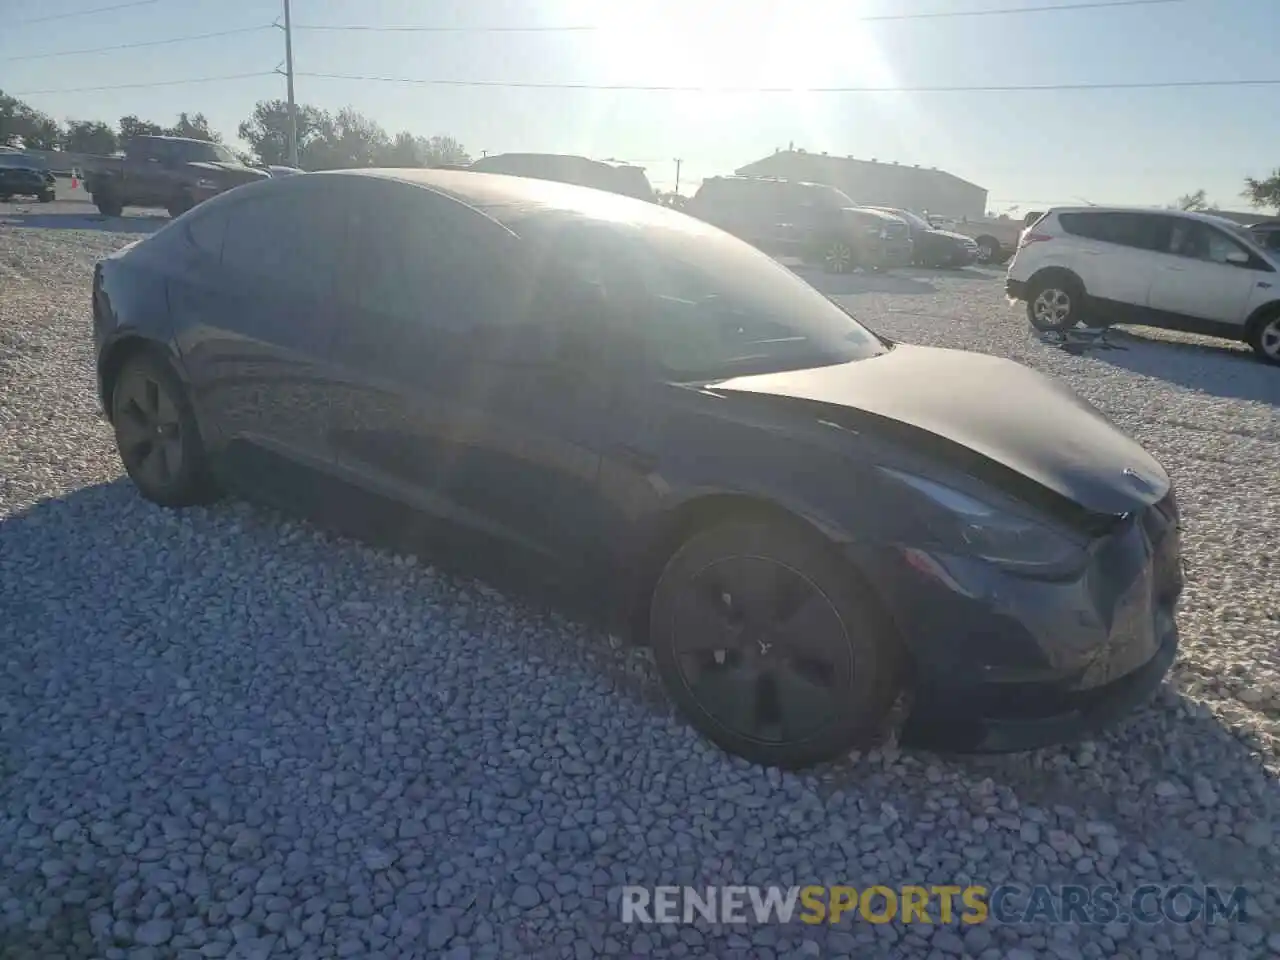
[1244,298,1280,341]
[622,491,856,646]
[1026,265,1085,295]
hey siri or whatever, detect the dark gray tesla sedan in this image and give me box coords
[91,169,1183,769]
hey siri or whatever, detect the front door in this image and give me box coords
[323,178,609,582]
[1147,219,1259,327]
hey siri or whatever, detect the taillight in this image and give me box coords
[1019,231,1053,248]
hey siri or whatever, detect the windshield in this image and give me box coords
[887,208,931,231]
[532,216,888,379]
[808,183,858,208]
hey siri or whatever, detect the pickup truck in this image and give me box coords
[82,135,269,218]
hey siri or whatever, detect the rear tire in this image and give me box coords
[1026,273,1084,332]
[650,517,903,769]
[1246,306,1280,366]
[975,236,1001,264]
[110,351,220,507]
[822,239,856,274]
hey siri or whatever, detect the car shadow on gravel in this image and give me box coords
[1088,329,1279,405]
[0,212,167,235]
[940,689,1279,882]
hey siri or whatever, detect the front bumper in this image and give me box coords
[849,489,1183,753]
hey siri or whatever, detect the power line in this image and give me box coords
[297,72,1280,94]
[11,0,159,27]
[2,26,273,62]
[11,72,275,96]
[291,0,1184,33]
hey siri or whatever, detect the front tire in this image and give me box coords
[111,351,219,507]
[1027,274,1083,332]
[167,193,194,218]
[95,195,124,217]
[650,518,903,769]
[1247,307,1280,366]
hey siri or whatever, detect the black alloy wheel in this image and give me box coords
[651,519,902,768]
[111,352,219,507]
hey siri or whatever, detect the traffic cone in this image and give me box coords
[71,168,79,189]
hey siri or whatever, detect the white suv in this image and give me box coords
[1005,207,1280,365]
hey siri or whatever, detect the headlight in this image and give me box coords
[879,467,1084,572]
[196,178,216,189]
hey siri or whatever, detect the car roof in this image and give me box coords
[319,167,720,237]
[1045,205,1251,230]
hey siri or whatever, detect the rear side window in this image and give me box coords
[1166,220,1250,265]
[1059,212,1165,250]
[219,187,346,294]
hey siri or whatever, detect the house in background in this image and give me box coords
[734,148,988,219]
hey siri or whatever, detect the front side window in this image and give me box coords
[1167,220,1249,264]
[526,217,888,380]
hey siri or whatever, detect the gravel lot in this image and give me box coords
[1,225,1277,960]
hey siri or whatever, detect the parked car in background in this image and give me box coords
[0,165,56,203]
[864,206,979,268]
[92,168,1183,768]
[929,215,1026,264]
[1006,206,1280,364]
[82,135,269,218]
[684,176,913,273]
[467,153,656,202]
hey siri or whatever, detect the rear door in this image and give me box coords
[1055,211,1165,311]
[1147,218,1261,327]
[169,178,350,494]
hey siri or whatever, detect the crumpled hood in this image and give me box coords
[187,161,271,183]
[709,344,1169,517]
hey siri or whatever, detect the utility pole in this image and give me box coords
[673,158,682,195]
[282,0,298,168]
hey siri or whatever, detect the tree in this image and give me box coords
[166,112,220,142]
[310,106,390,169]
[377,132,471,168]
[419,135,469,166]
[0,91,63,149]
[1175,188,1209,212]
[0,90,21,146]
[1242,170,1280,214]
[118,115,164,140]
[64,120,119,155]
[237,99,330,167]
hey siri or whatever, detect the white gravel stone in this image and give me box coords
[0,230,1277,958]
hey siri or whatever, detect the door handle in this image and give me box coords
[1164,265,1186,272]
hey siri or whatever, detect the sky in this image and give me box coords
[2,0,1277,214]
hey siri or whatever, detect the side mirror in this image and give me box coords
[1225,250,1250,266]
